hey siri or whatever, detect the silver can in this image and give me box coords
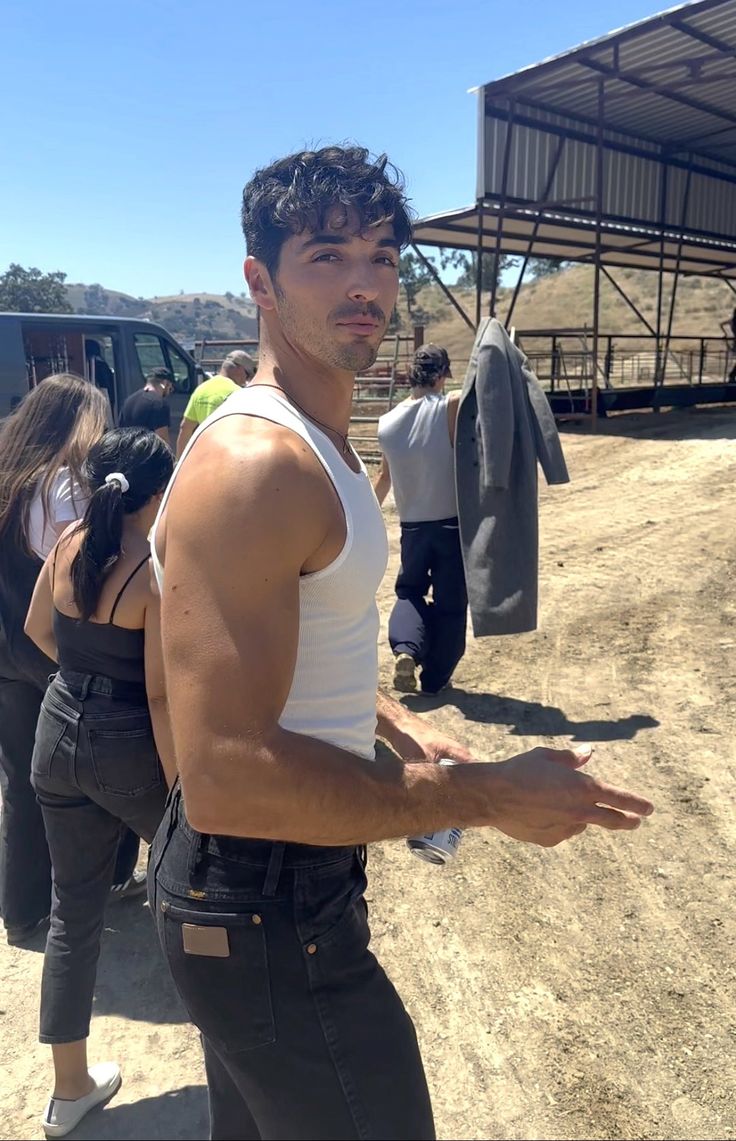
[406,759,464,865]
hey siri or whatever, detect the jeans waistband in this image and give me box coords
[56,669,148,703]
[170,783,359,872]
[400,516,458,529]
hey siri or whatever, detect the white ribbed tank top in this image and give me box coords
[151,385,388,761]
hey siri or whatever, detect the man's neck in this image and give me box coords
[409,383,443,400]
[253,327,355,438]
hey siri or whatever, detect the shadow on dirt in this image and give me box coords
[558,405,736,442]
[72,1084,207,1140]
[402,688,660,742]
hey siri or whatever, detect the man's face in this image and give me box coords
[257,210,400,372]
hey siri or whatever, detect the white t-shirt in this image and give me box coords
[27,467,89,559]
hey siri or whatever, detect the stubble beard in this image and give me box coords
[275,290,383,373]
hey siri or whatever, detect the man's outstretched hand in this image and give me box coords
[490,745,654,847]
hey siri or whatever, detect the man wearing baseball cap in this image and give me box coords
[176,350,256,457]
[374,343,467,695]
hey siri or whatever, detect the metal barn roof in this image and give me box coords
[414,0,736,277]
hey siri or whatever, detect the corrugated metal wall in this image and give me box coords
[480,102,736,241]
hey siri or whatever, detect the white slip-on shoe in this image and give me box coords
[41,1062,122,1138]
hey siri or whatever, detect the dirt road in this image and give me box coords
[2,407,734,1141]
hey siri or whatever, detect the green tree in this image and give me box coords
[456,252,512,291]
[528,258,567,278]
[398,252,431,322]
[0,263,72,313]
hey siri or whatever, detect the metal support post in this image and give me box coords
[591,77,605,431]
[600,266,657,336]
[410,243,475,331]
[489,99,515,319]
[504,136,566,330]
[662,162,694,377]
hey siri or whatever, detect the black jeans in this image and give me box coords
[31,671,166,1043]
[389,517,468,693]
[0,674,141,934]
[150,788,435,1141]
[0,676,52,931]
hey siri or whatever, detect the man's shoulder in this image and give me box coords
[165,415,333,557]
[124,387,160,408]
[175,413,330,504]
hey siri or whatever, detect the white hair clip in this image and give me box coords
[104,472,130,493]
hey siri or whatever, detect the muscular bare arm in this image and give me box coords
[160,418,653,847]
[447,389,460,445]
[373,453,392,506]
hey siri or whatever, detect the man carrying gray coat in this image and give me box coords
[374,344,466,695]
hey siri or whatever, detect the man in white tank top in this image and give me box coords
[149,146,654,1141]
[375,344,467,695]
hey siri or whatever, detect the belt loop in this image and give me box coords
[187,830,210,887]
[262,842,286,898]
[79,674,91,700]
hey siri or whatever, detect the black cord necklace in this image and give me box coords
[254,382,352,456]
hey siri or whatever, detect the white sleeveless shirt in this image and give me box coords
[377,393,457,522]
[151,385,388,761]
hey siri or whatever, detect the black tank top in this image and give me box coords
[53,555,149,685]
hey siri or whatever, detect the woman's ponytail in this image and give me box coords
[70,479,126,620]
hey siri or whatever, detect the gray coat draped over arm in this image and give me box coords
[455,318,569,637]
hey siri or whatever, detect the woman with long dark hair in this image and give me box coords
[0,375,116,945]
[25,426,174,1137]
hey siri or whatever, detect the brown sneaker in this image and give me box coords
[393,653,417,693]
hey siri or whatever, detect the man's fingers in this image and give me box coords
[589,782,655,818]
[548,744,593,770]
[583,805,644,830]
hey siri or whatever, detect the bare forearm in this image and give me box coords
[373,471,391,505]
[181,723,494,845]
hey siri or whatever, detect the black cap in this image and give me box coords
[413,343,452,378]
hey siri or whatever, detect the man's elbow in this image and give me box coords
[177,748,277,839]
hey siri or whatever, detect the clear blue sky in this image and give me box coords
[1,0,666,299]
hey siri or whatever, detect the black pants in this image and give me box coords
[389,517,468,693]
[31,672,166,1042]
[150,788,435,1141]
[0,674,141,935]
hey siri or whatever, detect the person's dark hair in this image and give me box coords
[147,367,173,385]
[241,145,414,276]
[410,344,451,388]
[70,428,173,620]
[0,374,108,558]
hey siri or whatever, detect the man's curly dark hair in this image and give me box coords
[241,145,414,276]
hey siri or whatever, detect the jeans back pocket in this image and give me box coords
[88,719,162,798]
[31,696,79,785]
[159,899,276,1053]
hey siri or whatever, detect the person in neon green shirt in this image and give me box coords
[176,351,256,457]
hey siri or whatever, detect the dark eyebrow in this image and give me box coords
[300,232,400,251]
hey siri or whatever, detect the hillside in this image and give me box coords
[396,265,735,367]
[65,283,258,345]
[63,266,734,363]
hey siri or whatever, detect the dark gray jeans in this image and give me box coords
[150,787,435,1141]
[0,672,142,936]
[31,671,166,1043]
